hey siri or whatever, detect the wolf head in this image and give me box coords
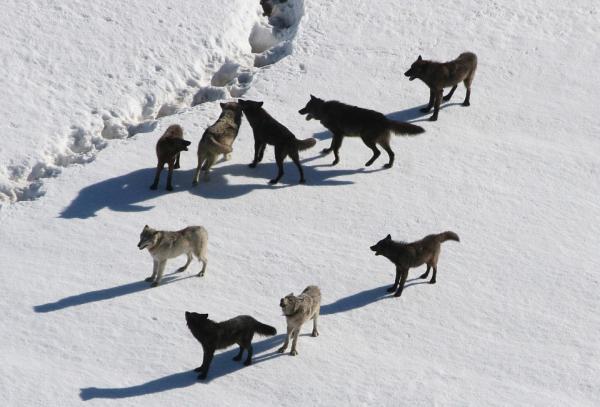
[220,101,242,120]
[280,293,299,316]
[298,95,324,121]
[161,124,191,151]
[185,311,209,326]
[238,99,263,112]
[138,225,160,250]
[370,234,392,256]
[404,55,427,81]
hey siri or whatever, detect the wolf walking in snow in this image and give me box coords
[185,312,277,380]
[193,102,243,184]
[150,124,191,191]
[370,232,460,297]
[137,225,208,287]
[239,99,316,184]
[298,95,424,167]
[278,285,321,356]
[404,52,478,121]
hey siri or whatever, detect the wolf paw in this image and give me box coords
[462,101,470,107]
[151,282,159,288]
[386,286,397,293]
[248,162,257,168]
[197,272,205,277]
[394,291,402,297]
[299,178,306,184]
[144,277,154,282]
[269,179,278,184]
[331,159,339,166]
[166,185,173,191]
[197,373,207,380]
[192,180,198,186]
[290,350,298,356]
[383,163,393,169]
[321,148,331,155]
[194,366,203,372]
[429,116,438,122]
[429,279,436,284]
[176,267,186,273]
[232,355,242,361]
[277,346,286,353]
[420,107,432,113]
[311,331,319,337]
[244,360,252,366]
[149,184,158,190]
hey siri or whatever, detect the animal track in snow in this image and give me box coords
[3,0,304,204]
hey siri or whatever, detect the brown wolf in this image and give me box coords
[193,102,243,184]
[370,231,460,297]
[150,124,191,191]
[298,95,424,167]
[239,99,316,184]
[404,52,477,121]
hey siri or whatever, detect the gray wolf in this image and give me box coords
[298,95,424,167]
[404,52,477,121]
[150,124,191,191]
[193,102,243,184]
[185,312,276,380]
[239,99,316,184]
[278,285,321,356]
[137,225,208,287]
[370,232,460,297]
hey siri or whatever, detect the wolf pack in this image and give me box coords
[133,1,477,382]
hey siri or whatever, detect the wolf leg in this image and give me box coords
[379,137,395,168]
[443,85,458,101]
[192,152,205,186]
[197,255,207,277]
[150,162,164,190]
[429,90,443,121]
[430,265,437,284]
[165,161,175,191]
[269,147,285,184]
[463,86,471,106]
[289,149,306,183]
[177,253,193,273]
[151,261,166,287]
[290,328,300,356]
[330,133,344,165]
[174,152,181,169]
[197,349,214,380]
[145,260,158,282]
[394,268,409,297]
[244,344,254,366]
[278,326,292,353]
[419,265,431,279]
[387,266,401,292]
[233,346,244,361]
[362,136,381,167]
[312,315,319,337]
[249,140,262,168]
[421,89,434,113]
[202,155,217,181]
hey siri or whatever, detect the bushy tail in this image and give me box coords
[296,137,317,151]
[208,135,233,154]
[438,231,460,243]
[254,321,277,337]
[387,120,425,136]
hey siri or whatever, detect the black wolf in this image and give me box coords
[239,99,316,184]
[404,52,478,121]
[370,231,460,297]
[298,95,424,167]
[185,312,277,380]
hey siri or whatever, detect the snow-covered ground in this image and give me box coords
[1,0,599,405]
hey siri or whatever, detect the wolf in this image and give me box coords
[404,52,478,121]
[137,225,208,287]
[298,95,424,167]
[278,285,321,356]
[185,312,277,380]
[370,232,460,297]
[150,124,191,191]
[192,102,243,184]
[239,99,316,184]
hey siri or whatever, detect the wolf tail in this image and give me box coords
[387,120,425,136]
[296,137,317,151]
[208,135,233,154]
[254,321,277,337]
[438,231,460,243]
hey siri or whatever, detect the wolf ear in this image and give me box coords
[220,102,226,109]
[257,101,264,107]
[200,313,208,319]
[385,234,391,240]
[417,55,422,61]
[310,94,316,99]
[143,225,149,230]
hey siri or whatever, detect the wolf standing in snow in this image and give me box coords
[298,95,424,168]
[137,225,208,287]
[193,102,243,184]
[150,124,191,191]
[370,232,460,297]
[404,52,478,121]
[278,285,321,356]
[239,99,316,184]
[185,312,277,380]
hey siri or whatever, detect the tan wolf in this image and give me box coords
[193,102,243,184]
[278,285,321,356]
[137,225,208,287]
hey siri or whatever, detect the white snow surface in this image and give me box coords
[1,0,600,405]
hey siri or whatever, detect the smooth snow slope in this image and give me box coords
[1,0,599,406]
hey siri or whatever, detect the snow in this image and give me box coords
[1,0,599,405]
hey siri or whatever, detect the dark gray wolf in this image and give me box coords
[193,102,243,184]
[298,95,424,167]
[137,225,208,287]
[185,312,277,380]
[370,232,460,297]
[278,285,321,356]
[404,52,478,121]
[239,99,316,184]
[150,124,191,191]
